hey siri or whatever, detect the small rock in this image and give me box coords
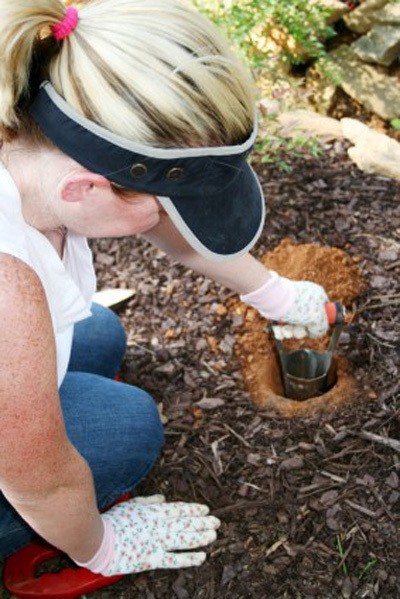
[231,314,244,327]
[344,0,389,34]
[172,573,190,599]
[195,397,225,410]
[238,483,249,497]
[329,46,400,120]
[342,117,400,181]
[259,98,280,115]
[183,371,196,387]
[385,471,399,489]
[263,564,278,575]
[195,338,208,351]
[221,564,236,586]
[280,456,304,470]
[247,453,262,465]
[370,275,388,289]
[96,252,114,266]
[326,504,342,531]
[211,302,228,316]
[341,576,353,599]
[339,331,351,345]
[278,109,343,139]
[357,473,375,486]
[351,24,400,66]
[155,362,177,376]
[335,218,350,232]
[375,2,400,24]
[378,249,398,262]
[320,490,339,506]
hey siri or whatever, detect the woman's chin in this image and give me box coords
[138,211,163,234]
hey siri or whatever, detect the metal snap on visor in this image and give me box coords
[166,167,185,181]
[130,163,148,178]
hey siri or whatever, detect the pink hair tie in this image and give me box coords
[52,6,79,41]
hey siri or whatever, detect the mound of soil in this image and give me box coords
[232,239,366,416]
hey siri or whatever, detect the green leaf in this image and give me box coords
[390,118,400,131]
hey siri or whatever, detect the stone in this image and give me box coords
[351,24,400,66]
[344,0,389,33]
[259,98,281,116]
[306,65,338,113]
[375,2,400,24]
[328,45,400,120]
[314,0,349,23]
[341,117,400,181]
[277,109,343,139]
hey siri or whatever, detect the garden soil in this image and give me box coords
[1,143,399,598]
[232,239,365,416]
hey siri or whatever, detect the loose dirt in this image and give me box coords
[232,239,366,416]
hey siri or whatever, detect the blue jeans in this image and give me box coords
[0,303,164,558]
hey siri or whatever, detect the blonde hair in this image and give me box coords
[0,0,256,148]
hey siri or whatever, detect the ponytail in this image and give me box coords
[0,0,67,133]
[0,0,256,148]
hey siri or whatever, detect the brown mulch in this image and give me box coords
[1,143,399,598]
[90,143,399,598]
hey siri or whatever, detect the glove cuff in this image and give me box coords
[240,271,296,320]
[74,517,115,575]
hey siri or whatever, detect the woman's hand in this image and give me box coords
[240,274,330,339]
[271,281,329,339]
[76,495,220,576]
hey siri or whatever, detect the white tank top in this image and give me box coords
[0,163,96,387]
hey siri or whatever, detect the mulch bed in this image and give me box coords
[90,142,399,598]
[1,142,399,598]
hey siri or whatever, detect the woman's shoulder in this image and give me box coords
[0,252,47,302]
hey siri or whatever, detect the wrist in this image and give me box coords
[240,271,296,320]
[74,517,116,575]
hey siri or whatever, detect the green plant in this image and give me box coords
[335,534,379,583]
[390,118,400,131]
[252,111,323,172]
[357,559,378,581]
[195,0,336,71]
[195,1,333,168]
[336,534,349,576]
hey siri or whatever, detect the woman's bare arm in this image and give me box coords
[0,254,103,562]
[142,214,272,294]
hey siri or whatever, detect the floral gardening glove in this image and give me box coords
[75,495,220,576]
[272,281,329,340]
[240,273,329,340]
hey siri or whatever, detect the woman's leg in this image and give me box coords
[60,373,164,509]
[0,305,164,558]
[67,302,127,378]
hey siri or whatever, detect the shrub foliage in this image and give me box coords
[195,0,336,69]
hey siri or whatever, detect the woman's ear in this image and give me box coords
[59,172,112,202]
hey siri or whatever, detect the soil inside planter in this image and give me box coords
[232,239,366,416]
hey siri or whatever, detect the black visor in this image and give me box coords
[30,82,265,260]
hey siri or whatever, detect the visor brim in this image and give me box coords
[157,163,265,261]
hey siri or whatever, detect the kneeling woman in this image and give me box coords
[0,0,329,576]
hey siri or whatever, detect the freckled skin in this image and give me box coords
[0,253,103,561]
